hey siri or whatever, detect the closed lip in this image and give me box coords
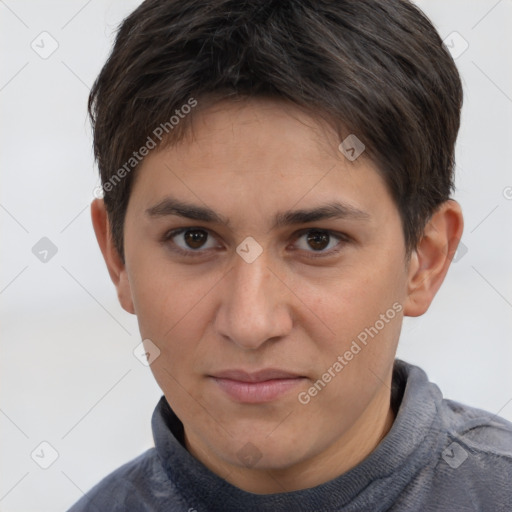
[209,369,304,383]
[209,368,306,403]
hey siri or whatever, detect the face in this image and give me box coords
[120,98,412,487]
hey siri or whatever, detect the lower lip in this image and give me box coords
[211,377,305,403]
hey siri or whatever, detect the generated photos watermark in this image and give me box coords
[93,97,198,198]
[298,302,403,404]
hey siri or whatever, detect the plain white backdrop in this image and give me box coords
[1,1,511,510]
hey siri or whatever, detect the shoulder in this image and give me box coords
[440,397,512,459]
[426,398,512,510]
[66,448,183,511]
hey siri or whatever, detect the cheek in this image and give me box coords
[127,261,225,382]
[301,257,405,386]
[129,269,213,407]
[296,277,403,438]
[129,256,209,334]
[306,262,404,338]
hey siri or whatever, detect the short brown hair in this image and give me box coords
[88,0,463,261]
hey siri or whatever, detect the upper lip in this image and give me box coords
[210,369,303,383]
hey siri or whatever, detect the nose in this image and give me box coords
[214,252,293,351]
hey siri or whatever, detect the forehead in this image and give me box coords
[129,98,397,230]
[169,97,346,166]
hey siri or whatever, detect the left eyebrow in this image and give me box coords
[271,202,370,230]
[145,196,370,229]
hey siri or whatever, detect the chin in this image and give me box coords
[220,430,309,470]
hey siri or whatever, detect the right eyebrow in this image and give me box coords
[146,197,232,227]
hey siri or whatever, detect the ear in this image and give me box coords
[91,198,135,314]
[403,199,464,317]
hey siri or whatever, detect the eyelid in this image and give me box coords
[292,227,350,241]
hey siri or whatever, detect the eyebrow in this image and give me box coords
[145,196,370,229]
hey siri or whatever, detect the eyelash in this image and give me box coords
[161,227,350,259]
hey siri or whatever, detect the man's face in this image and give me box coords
[122,98,410,477]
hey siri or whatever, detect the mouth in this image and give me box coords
[208,369,307,404]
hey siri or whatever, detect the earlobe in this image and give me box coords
[91,199,135,315]
[403,200,464,317]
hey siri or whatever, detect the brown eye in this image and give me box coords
[306,230,330,251]
[164,227,219,255]
[183,229,208,249]
[293,229,347,258]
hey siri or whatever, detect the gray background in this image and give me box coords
[1,1,511,510]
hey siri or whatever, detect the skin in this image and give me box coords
[92,98,463,494]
